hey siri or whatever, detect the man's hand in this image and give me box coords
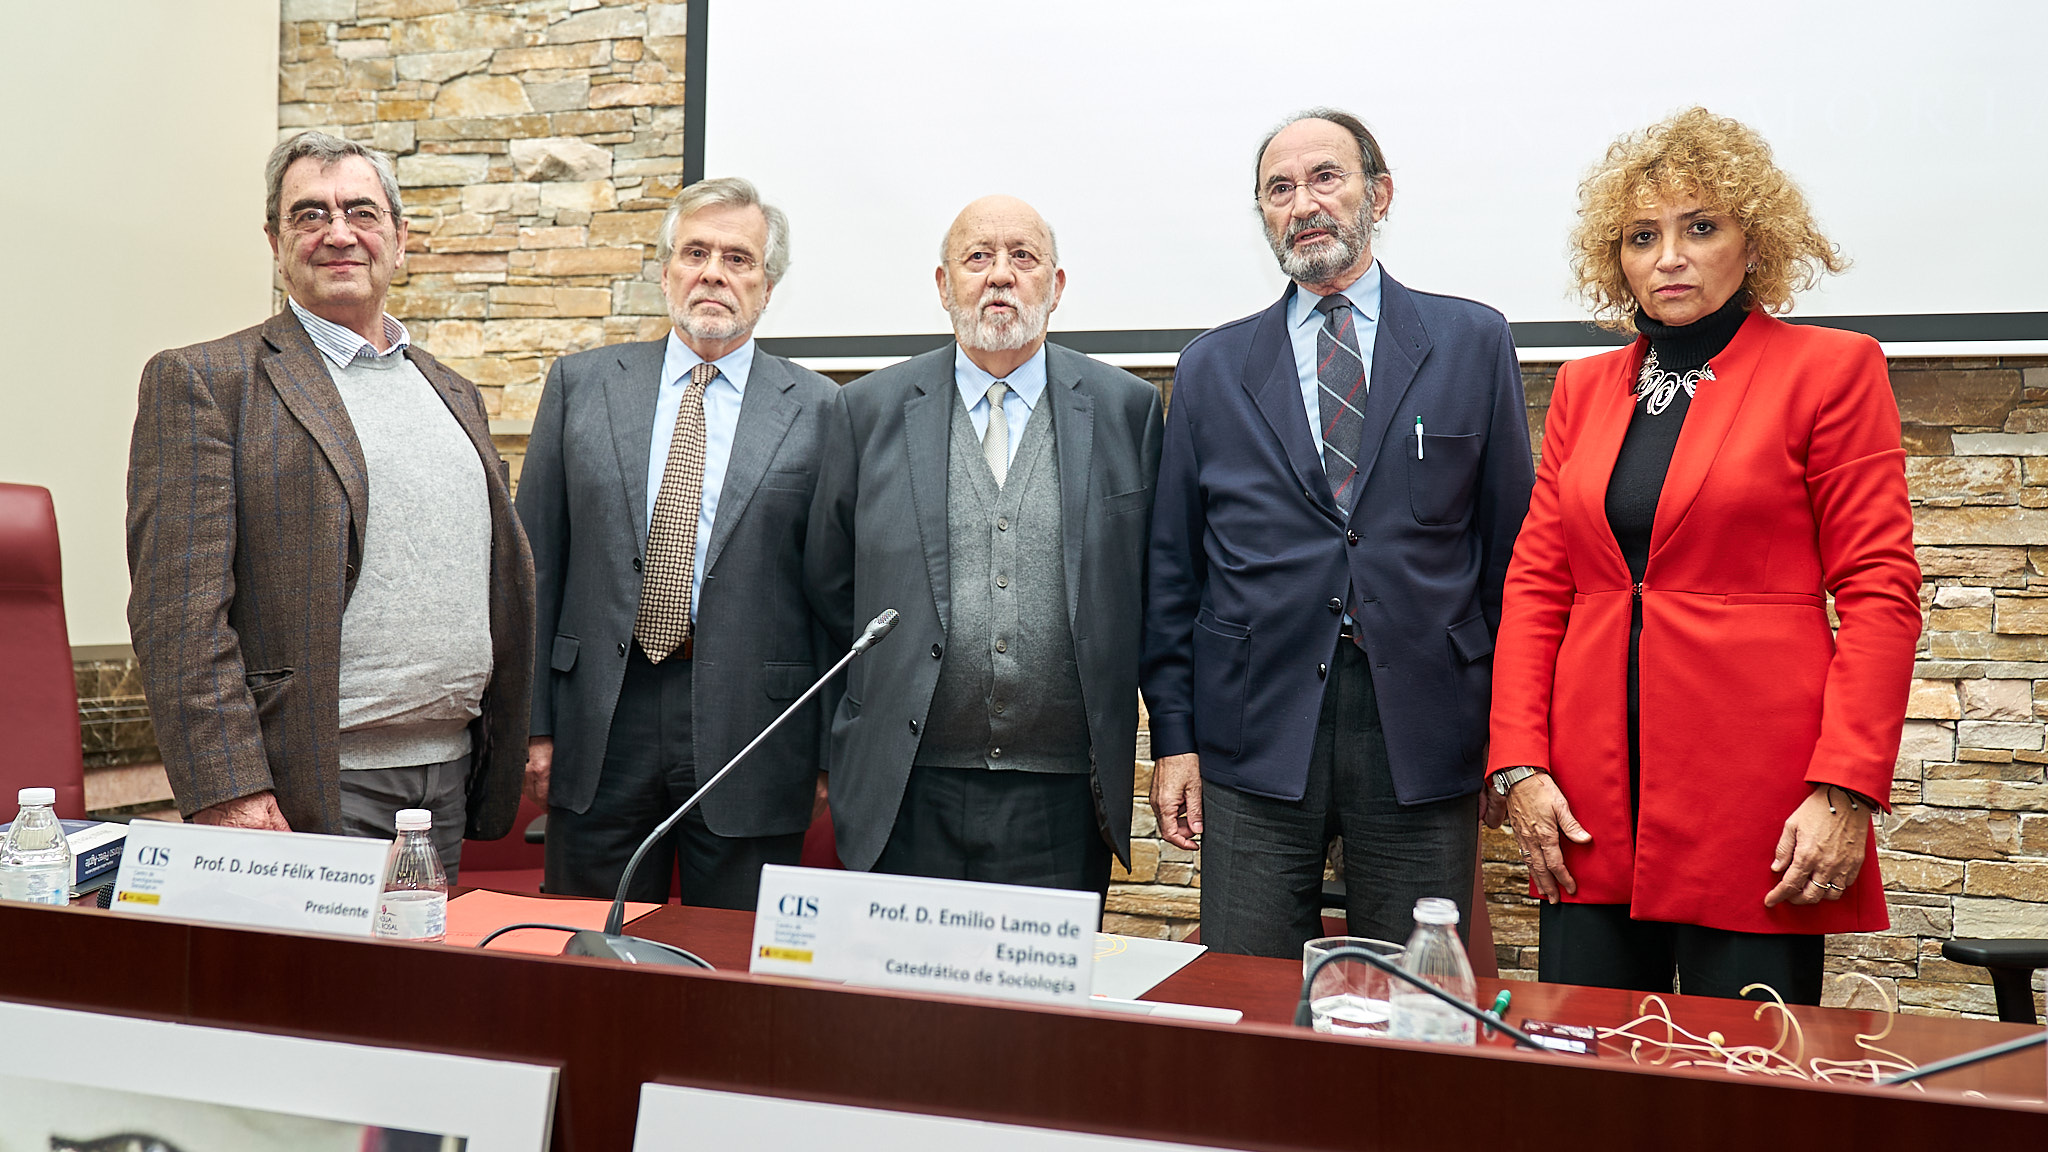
[1504,772,1591,903]
[1151,753,1203,851]
[191,791,290,832]
[524,736,554,808]
[1764,785,1871,908]
[812,772,830,825]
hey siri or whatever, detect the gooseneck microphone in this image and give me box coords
[556,610,902,967]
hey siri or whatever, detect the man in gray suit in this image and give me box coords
[518,177,836,907]
[806,195,1164,895]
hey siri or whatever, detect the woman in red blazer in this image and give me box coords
[1485,109,1921,1004]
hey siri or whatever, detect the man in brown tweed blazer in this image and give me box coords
[126,132,534,872]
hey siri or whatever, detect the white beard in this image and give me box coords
[946,284,1054,353]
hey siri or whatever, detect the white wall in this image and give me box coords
[708,0,2048,345]
[0,2,279,646]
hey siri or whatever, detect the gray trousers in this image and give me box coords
[1198,637,1478,959]
[546,648,804,909]
[336,753,469,882]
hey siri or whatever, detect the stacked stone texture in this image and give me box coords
[272,2,2047,1017]
[280,0,693,488]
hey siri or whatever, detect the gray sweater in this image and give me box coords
[324,352,494,770]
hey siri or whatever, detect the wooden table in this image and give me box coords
[2,896,2041,1150]
[626,902,2048,1099]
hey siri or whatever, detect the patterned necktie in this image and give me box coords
[1314,292,1369,513]
[634,361,715,662]
[983,380,1011,487]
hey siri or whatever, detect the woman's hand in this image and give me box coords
[1504,772,1593,903]
[1765,785,1871,907]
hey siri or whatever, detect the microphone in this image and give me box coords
[1293,945,1546,1051]
[562,609,902,966]
[851,608,900,654]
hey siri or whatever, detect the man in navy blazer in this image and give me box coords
[1142,110,1533,957]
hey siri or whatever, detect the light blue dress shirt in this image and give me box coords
[953,343,1048,466]
[648,331,754,624]
[1288,260,1382,454]
[288,297,410,367]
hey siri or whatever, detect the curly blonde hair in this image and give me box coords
[1570,107,1846,332]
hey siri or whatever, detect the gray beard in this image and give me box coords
[1269,204,1374,286]
[671,294,762,344]
[946,286,1054,353]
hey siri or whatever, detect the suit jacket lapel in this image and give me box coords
[407,348,495,474]
[604,340,666,544]
[904,351,954,631]
[1651,310,1772,555]
[704,352,800,578]
[1563,343,1644,582]
[261,312,369,549]
[1350,270,1429,520]
[1045,346,1093,628]
[1244,288,1343,525]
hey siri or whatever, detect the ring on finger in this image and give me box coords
[1818,881,1842,891]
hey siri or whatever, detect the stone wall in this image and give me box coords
[281,0,696,484]
[71,0,2025,1019]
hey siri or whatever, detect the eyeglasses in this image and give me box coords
[956,248,1046,273]
[1260,169,1360,206]
[283,204,392,235]
[672,246,762,274]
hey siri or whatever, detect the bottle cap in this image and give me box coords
[17,788,55,806]
[1413,896,1461,926]
[394,808,433,832]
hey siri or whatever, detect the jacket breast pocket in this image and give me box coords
[1408,432,1482,525]
[1191,608,1250,758]
[759,469,810,492]
[550,634,580,672]
[1101,487,1151,518]
[763,661,814,700]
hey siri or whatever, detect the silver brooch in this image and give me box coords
[1633,349,1712,416]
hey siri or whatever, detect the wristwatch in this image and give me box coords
[1490,765,1544,797]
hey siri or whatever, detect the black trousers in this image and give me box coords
[1198,637,1478,959]
[874,764,1110,898]
[545,648,803,909]
[1538,902,1825,1005]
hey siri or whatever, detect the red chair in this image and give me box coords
[0,484,86,820]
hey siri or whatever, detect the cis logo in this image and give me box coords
[778,894,819,919]
[137,846,172,866]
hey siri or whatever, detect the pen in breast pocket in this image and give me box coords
[1415,416,1424,459]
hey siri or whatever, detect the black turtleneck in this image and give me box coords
[1604,293,1749,579]
[1607,292,1747,823]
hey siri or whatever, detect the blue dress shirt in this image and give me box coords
[953,343,1048,466]
[1288,260,1382,454]
[648,332,754,623]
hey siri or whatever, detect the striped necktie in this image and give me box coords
[1314,292,1369,513]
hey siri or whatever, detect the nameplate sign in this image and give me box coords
[751,865,1098,1005]
[111,820,390,938]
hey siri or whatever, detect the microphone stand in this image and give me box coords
[556,609,901,968]
[1877,1028,2045,1086]
[1294,945,1546,1052]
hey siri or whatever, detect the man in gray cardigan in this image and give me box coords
[806,196,1163,894]
[128,133,534,876]
[519,178,836,907]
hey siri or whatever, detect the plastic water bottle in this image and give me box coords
[375,808,447,942]
[0,788,75,906]
[1387,896,1477,1046]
